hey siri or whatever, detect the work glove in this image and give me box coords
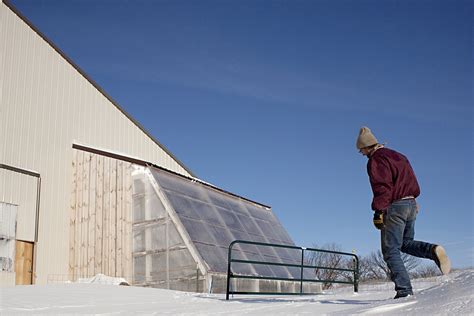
[373,210,384,230]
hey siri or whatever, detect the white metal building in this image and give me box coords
[0,0,193,286]
[0,1,314,294]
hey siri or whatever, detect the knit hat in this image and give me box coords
[356,126,378,150]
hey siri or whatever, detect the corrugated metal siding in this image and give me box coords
[0,2,4,131]
[0,2,192,284]
[0,169,37,242]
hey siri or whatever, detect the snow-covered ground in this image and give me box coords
[1,270,472,315]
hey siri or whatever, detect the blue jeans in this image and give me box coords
[381,199,435,295]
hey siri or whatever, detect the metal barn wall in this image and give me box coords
[0,2,191,284]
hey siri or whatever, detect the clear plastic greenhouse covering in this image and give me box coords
[149,167,314,279]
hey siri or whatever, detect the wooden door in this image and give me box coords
[15,241,34,285]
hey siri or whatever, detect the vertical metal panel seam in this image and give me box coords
[59,62,70,260]
[32,35,45,175]
[44,42,56,267]
[13,14,25,166]
[54,54,65,259]
[15,19,28,219]
[3,8,18,167]
[18,21,32,169]
[25,29,38,170]
[0,4,7,163]
[0,4,6,161]
[11,16,21,203]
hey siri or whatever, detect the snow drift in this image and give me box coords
[1,269,472,315]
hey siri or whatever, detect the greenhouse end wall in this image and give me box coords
[132,168,204,291]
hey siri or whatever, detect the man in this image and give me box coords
[356,126,451,299]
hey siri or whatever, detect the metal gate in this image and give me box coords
[226,240,359,300]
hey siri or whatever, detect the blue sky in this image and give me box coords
[11,0,472,268]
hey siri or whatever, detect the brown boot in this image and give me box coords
[433,245,451,275]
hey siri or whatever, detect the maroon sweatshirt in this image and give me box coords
[367,147,420,211]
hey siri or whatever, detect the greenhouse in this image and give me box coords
[132,166,320,293]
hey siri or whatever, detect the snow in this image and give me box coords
[76,274,129,286]
[1,270,472,315]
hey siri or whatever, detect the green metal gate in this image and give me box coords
[226,240,359,300]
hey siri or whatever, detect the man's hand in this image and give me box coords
[373,210,384,230]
